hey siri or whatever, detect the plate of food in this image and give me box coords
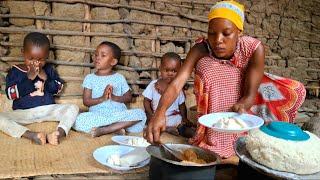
[93,145,150,171]
[199,112,264,134]
[111,135,150,148]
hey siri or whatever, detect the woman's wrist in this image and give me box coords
[155,106,167,115]
[241,95,255,110]
[146,113,153,121]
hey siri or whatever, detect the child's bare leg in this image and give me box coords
[22,130,46,145]
[91,121,140,138]
[47,127,66,145]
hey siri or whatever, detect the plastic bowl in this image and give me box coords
[260,122,310,141]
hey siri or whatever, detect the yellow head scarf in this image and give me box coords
[208,0,245,31]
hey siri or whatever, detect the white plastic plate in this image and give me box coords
[93,145,149,171]
[111,135,150,148]
[199,112,264,134]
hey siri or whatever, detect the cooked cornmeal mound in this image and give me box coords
[246,129,320,174]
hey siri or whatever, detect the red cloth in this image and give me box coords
[189,37,306,158]
[248,73,306,124]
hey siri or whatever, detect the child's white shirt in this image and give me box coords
[142,79,185,116]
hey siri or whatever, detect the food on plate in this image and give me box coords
[120,148,150,167]
[246,129,320,174]
[181,149,207,164]
[213,116,248,129]
[107,154,121,166]
[107,148,150,167]
[126,137,150,147]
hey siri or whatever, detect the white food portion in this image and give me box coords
[126,138,150,147]
[107,148,150,167]
[120,148,150,167]
[107,154,121,166]
[214,116,248,129]
[246,129,320,174]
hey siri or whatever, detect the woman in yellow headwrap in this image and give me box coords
[144,1,306,162]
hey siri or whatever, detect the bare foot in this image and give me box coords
[91,127,123,138]
[22,131,46,145]
[166,127,179,136]
[91,127,100,138]
[33,133,46,145]
[177,125,196,138]
[115,128,126,135]
[47,131,60,145]
[221,155,239,166]
[91,124,134,138]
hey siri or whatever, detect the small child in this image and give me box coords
[143,52,194,138]
[73,41,146,137]
[0,32,79,145]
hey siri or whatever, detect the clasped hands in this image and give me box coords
[27,61,47,81]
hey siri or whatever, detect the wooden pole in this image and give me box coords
[152,27,160,80]
[0,57,159,71]
[179,13,207,23]
[1,55,310,69]
[57,77,195,84]
[42,0,176,16]
[0,43,306,62]
[163,3,206,10]
[0,42,188,58]
[4,0,214,21]
[83,4,91,76]
[0,14,206,33]
[2,26,313,43]
[142,0,213,6]
[0,27,198,42]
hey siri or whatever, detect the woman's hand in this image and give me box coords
[231,96,255,114]
[143,109,166,144]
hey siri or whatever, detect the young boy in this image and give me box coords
[0,32,79,145]
[142,52,194,138]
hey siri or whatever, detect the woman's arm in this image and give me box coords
[144,98,154,124]
[232,43,265,113]
[145,43,208,144]
[111,90,132,103]
[83,88,106,107]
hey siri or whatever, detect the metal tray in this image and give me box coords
[234,136,320,180]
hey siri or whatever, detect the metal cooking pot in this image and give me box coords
[147,143,221,180]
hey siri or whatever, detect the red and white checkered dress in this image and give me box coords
[189,36,259,158]
[189,36,306,158]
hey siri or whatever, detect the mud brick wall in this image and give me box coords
[0,0,319,99]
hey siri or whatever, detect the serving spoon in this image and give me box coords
[160,142,186,162]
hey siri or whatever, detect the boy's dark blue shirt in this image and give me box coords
[5,64,63,110]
